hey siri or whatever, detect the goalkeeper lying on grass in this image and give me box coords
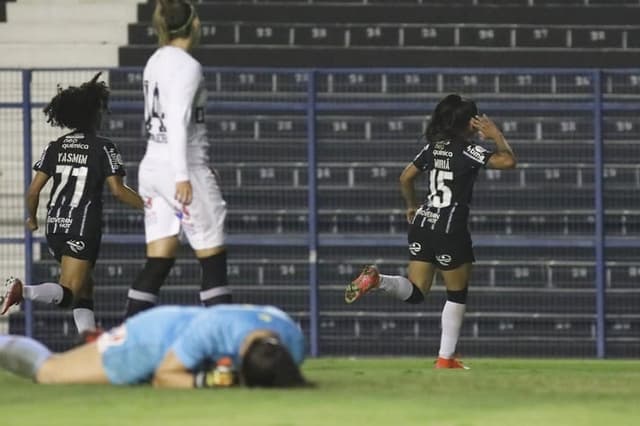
[0,304,308,388]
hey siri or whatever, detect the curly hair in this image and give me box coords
[425,94,478,143]
[43,72,109,132]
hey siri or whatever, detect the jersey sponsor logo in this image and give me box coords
[433,149,453,157]
[464,144,489,163]
[259,313,273,323]
[415,208,440,225]
[176,205,191,220]
[66,240,86,253]
[61,142,89,150]
[409,242,422,256]
[65,133,85,140]
[104,146,123,173]
[436,254,452,266]
[47,217,73,229]
[176,206,194,229]
[434,140,450,150]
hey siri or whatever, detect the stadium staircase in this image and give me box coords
[0,0,140,67]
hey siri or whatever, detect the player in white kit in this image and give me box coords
[124,0,232,317]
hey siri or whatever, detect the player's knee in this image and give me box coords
[57,286,74,309]
[446,287,468,304]
[404,283,425,304]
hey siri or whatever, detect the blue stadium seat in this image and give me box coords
[458,26,512,48]
[516,27,567,48]
[318,72,384,95]
[348,25,400,47]
[627,29,640,48]
[603,114,640,140]
[238,23,290,45]
[497,73,555,94]
[293,24,344,46]
[570,28,624,49]
[402,25,456,47]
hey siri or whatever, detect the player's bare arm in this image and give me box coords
[106,175,145,210]
[471,115,517,170]
[399,163,422,222]
[25,171,50,231]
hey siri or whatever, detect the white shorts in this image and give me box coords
[138,165,227,250]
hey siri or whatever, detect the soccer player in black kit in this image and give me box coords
[0,73,144,336]
[344,94,517,369]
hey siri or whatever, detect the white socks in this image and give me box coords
[22,282,65,304]
[23,283,96,333]
[73,308,96,334]
[379,274,414,301]
[0,335,52,379]
[438,301,466,358]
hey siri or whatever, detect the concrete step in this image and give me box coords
[17,0,141,4]
[0,23,129,44]
[6,3,138,23]
[0,44,119,67]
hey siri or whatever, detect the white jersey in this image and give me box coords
[142,46,209,182]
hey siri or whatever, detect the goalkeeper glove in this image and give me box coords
[194,357,237,388]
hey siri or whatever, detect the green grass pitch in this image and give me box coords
[1,358,639,426]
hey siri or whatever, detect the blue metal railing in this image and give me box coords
[2,67,640,357]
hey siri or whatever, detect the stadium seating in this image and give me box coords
[10,66,637,356]
[119,1,640,67]
[3,0,640,358]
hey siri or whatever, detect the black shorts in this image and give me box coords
[407,223,475,270]
[46,233,102,265]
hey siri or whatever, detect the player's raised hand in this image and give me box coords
[471,114,502,141]
[25,217,38,231]
[175,180,193,205]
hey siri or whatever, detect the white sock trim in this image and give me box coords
[127,289,159,304]
[200,286,231,302]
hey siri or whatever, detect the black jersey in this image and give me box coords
[412,137,493,233]
[33,131,126,237]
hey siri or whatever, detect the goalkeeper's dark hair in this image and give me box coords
[425,94,478,143]
[240,337,310,388]
[153,0,198,46]
[43,72,109,132]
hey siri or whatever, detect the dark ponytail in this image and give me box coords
[425,94,478,142]
[240,338,310,388]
